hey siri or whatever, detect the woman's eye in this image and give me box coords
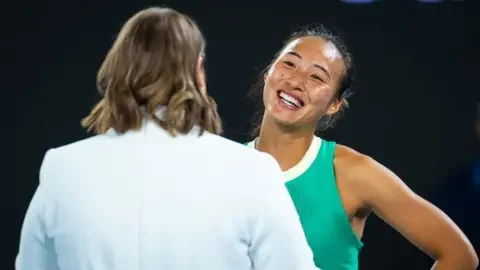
[311,74,323,81]
[283,61,295,67]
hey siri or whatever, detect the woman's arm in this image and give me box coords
[343,147,478,270]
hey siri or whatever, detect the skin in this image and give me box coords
[195,55,207,93]
[256,36,478,269]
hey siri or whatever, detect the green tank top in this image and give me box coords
[246,137,363,270]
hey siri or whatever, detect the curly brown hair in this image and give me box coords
[82,7,222,136]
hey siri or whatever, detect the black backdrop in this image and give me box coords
[7,1,473,269]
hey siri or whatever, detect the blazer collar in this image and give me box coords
[105,106,198,137]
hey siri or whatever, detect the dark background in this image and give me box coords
[7,1,474,269]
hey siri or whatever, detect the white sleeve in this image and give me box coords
[248,153,319,270]
[16,150,59,270]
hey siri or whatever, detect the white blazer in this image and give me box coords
[16,117,319,270]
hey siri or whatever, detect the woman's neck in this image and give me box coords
[256,117,315,171]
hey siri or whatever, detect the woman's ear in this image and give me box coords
[195,56,206,93]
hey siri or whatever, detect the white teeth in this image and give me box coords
[279,92,301,107]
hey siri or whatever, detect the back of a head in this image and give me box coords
[82,7,222,136]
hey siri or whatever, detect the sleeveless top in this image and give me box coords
[246,137,363,270]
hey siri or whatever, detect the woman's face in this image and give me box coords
[263,36,346,129]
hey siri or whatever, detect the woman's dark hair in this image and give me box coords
[82,7,222,136]
[249,24,355,138]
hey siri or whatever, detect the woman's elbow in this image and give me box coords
[439,243,479,270]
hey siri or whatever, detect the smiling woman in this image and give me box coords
[244,24,477,270]
[262,35,348,130]
[249,26,354,137]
